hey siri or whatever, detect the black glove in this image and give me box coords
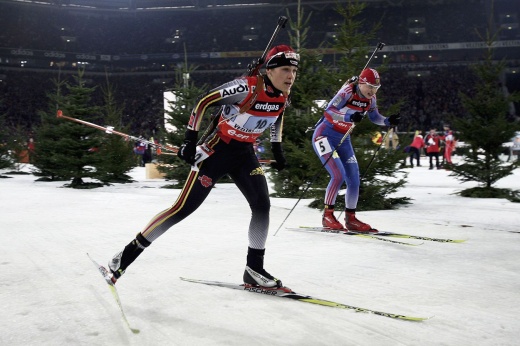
[348,76,359,84]
[177,129,198,165]
[386,113,401,126]
[270,142,287,171]
[350,111,365,123]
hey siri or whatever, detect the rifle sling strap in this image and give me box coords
[239,76,264,114]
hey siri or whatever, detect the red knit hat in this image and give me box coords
[265,45,299,69]
[359,68,381,87]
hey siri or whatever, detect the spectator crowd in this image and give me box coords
[0,0,518,136]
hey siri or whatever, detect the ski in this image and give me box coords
[361,231,467,243]
[287,227,422,246]
[180,277,431,322]
[87,253,140,334]
[292,226,465,243]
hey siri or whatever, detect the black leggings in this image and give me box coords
[140,136,271,249]
[409,147,420,166]
[427,152,440,168]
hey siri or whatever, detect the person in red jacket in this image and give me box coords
[408,131,424,167]
[443,128,456,165]
[424,128,441,169]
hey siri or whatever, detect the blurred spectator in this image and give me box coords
[383,128,399,150]
[424,128,442,169]
[407,131,425,168]
[442,124,456,165]
[134,138,146,167]
[27,137,35,163]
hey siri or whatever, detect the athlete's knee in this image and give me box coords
[250,196,270,214]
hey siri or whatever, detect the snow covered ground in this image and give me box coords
[1,157,519,346]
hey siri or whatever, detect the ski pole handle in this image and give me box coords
[362,42,385,71]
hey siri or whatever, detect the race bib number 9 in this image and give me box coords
[314,136,333,157]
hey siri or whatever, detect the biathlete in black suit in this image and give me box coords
[107,45,299,288]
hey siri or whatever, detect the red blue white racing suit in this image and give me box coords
[312,82,390,209]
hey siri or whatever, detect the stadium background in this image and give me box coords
[0,0,518,136]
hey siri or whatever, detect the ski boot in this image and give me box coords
[322,206,344,230]
[108,233,151,283]
[345,210,376,233]
[243,247,282,288]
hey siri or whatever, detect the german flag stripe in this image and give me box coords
[206,131,221,149]
[192,91,222,130]
[141,169,199,238]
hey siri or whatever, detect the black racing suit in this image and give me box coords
[112,74,289,276]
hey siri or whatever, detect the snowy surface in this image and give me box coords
[1,157,520,346]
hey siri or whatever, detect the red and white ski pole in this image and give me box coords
[56,110,179,153]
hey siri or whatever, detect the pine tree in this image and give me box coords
[32,70,103,188]
[32,78,68,181]
[0,113,14,173]
[93,77,136,184]
[159,62,208,187]
[449,45,520,201]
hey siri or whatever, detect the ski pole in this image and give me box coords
[273,123,356,236]
[56,110,179,153]
[360,126,393,180]
[363,42,385,71]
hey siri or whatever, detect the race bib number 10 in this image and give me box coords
[231,115,276,133]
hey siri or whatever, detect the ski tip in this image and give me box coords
[415,315,435,322]
[180,277,203,284]
[386,314,434,322]
[452,239,467,243]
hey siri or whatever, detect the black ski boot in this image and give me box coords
[108,233,151,283]
[243,247,282,288]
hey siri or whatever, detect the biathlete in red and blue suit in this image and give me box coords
[312,68,400,232]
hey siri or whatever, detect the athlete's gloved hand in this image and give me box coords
[177,129,198,165]
[270,142,287,171]
[350,111,365,123]
[385,113,401,126]
[348,76,359,84]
